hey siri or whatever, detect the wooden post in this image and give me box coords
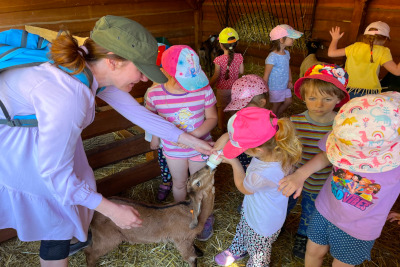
[184,0,205,53]
[347,0,369,44]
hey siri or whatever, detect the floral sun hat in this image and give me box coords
[224,74,268,111]
[326,92,400,173]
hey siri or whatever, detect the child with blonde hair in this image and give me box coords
[209,27,244,130]
[214,107,302,266]
[263,24,303,117]
[328,21,400,98]
[279,92,400,266]
[145,45,217,240]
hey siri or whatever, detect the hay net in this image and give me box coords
[211,0,316,49]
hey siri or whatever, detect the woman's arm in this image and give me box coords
[189,105,218,138]
[328,26,346,57]
[209,64,221,88]
[278,152,331,198]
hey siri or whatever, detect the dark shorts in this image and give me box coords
[307,210,375,265]
[40,239,71,260]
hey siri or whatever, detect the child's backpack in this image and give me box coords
[0,29,95,127]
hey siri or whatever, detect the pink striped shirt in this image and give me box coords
[145,84,216,157]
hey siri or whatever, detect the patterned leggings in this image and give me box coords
[157,148,172,183]
[229,208,280,266]
[287,190,318,236]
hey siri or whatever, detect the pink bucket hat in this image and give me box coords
[224,74,268,111]
[364,21,390,39]
[223,107,278,158]
[326,92,400,173]
[161,45,209,92]
[270,24,303,41]
[294,64,350,107]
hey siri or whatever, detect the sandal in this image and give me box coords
[157,182,172,201]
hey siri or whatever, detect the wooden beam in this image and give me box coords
[347,0,369,44]
[86,134,152,170]
[97,160,161,197]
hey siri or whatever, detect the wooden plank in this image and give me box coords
[97,159,161,197]
[347,0,369,44]
[86,134,152,170]
[81,109,134,140]
[0,228,17,243]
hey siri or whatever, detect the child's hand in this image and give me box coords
[329,26,344,41]
[211,133,229,154]
[387,211,400,225]
[221,155,239,166]
[278,171,305,198]
[150,137,160,150]
[288,81,293,89]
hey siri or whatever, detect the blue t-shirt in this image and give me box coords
[265,50,290,91]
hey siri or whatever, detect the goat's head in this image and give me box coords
[306,39,323,54]
[187,165,216,229]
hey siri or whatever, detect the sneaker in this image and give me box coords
[214,249,247,266]
[69,231,92,256]
[196,214,215,241]
[157,182,172,201]
[292,233,308,259]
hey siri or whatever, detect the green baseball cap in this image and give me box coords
[91,15,167,83]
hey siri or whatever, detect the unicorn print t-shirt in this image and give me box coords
[315,133,400,241]
[145,84,216,158]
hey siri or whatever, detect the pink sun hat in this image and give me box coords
[270,24,303,41]
[223,107,278,159]
[294,64,350,107]
[161,45,209,92]
[326,92,400,173]
[224,74,268,111]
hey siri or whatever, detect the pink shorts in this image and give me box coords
[269,89,292,103]
[164,153,208,162]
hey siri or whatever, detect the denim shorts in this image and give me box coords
[40,239,71,260]
[307,210,375,265]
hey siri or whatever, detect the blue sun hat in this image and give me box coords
[326,92,400,173]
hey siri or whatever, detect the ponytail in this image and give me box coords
[221,37,238,80]
[256,118,302,173]
[362,30,388,63]
[50,30,127,75]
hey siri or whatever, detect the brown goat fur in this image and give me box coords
[84,165,216,267]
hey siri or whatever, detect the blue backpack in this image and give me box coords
[0,29,97,127]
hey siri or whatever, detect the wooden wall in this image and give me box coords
[0,0,196,47]
[201,0,400,75]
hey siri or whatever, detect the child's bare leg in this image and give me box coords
[332,258,355,267]
[188,160,207,175]
[276,97,292,117]
[165,157,189,202]
[271,102,281,116]
[305,239,329,267]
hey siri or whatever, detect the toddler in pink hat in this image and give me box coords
[279,92,400,266]
[214,107,302,266]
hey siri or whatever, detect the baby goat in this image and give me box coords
[84,165,216,267]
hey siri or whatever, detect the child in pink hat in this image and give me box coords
[145,45,217,240]
[328,21,400,98]
[263,24,303,117]
[279,92,400,266]
[214,107,302,266]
